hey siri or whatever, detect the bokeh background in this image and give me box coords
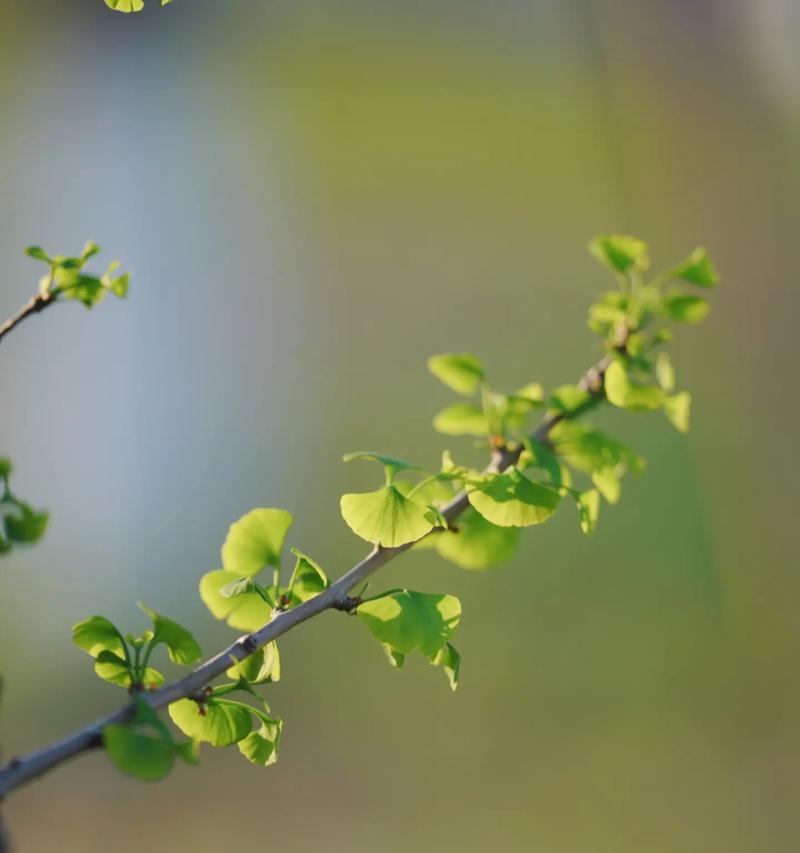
[1,1,798,850]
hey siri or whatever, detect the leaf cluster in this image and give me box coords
[0,458,48,556]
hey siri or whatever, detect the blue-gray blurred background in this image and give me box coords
[1,1,798,850]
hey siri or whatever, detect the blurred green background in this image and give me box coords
[1,1,798,850]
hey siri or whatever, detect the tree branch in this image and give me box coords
[0,351,613,800]
[0,293,55,346]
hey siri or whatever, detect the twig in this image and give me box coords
[0,293,54,346]
[0,351,614,799]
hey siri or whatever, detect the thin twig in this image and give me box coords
[0,293,54,346]
[0,351,614,799]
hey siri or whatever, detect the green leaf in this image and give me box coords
[340,485,434,547]
[432,404,488,437]
[674,247,719,287]
[103,697,177,781]
[547,384,592,415]
[226,642,281,685]
[342,451,420,476]
[169,698,253,747]
[94,650,163,689]
[287,548,329,603]
[25,246,51,263]
[663,391,691,433]
[434,508,519,570]
[663,293,710,324]
[576,489,600,534]
[221,508,293,577]
[138,603,202,665]
[591,467,621,505]
[104,724,173,781]
[0,458,11,479]
[655,352,675,391]
[3,507,48,544]
[199,570,273,631]
[105,0,145,11]
[238,716,283,767]
[358,590,461,659]
[589,235,649,274]
[430,643,461,691]
[427,353,484,395]
[72,615,126,658]
[604,361,665,411]
[468,468,561,528]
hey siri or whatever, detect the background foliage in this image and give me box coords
[1,1,797,851]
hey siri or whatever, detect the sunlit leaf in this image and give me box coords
[468,468,561,528]
[663,391,691,433]
[221,508,293,577]
[427,353,484,395]
[199,570,272,631]
[434,508,519,570]
[226,642,281,685]
[358,590,461,659]
[169,699,253,747]
[589,234,649,274]
[340,486,434,547]
[287,548,329,604]
[432,404,488,437]
[674,247,719,287]
[138,603,202,665]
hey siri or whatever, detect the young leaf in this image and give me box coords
[468,469,561,528]
[199,570,273,632]
[674,247,719,287]
[72,615,126,659]
[604,362,665,411]
[342,452,420,474]
[663,293,710,324]
[340,486,434,547]
[589,235,649,274]
[663,391,691,433]
[221,508,293,577]
[432,404,488,437]
[655,352,676,391]
[138,603,202,665]
[575,489,600,534]
[105,0,145,11]
[104,724,174,781]
[548,385,592,415]
[287,548,329,604]
[103,697,177,782]
[3,507,48,544]
[168,698,253,747]
[430,643,461,691]
[427,353,484,395]
[226,642,281,685]
[94,650,163,689]
[434,508,519,571]
[238,715,283,767]
[357,590,461,660]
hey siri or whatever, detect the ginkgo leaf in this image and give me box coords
[199,570,272,631]
[221,508,293,577]
[575,489,600,534]
[287,548,329,604]
[357,590,461,659]
[138,603,202,665]
[342,451,420,473]
[226,642,281,685]
[604,361,665,411]
[468,469,561,528]
[663,391,691,433]
[434,509,519,570]
[104,724,173,781]
[72,615,126,659]
[340,486,434,547]
[589,234,649,274]
[674,247,719,287]
[663,293,710,324]
[432,404,488,437]
[427,353,484,395]
[169,699,253,747]
[238,716,283,767]
[105,0,145,11]
[430,643,461,691]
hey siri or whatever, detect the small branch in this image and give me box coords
[0,350,615,800]
[0,293,55,346]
